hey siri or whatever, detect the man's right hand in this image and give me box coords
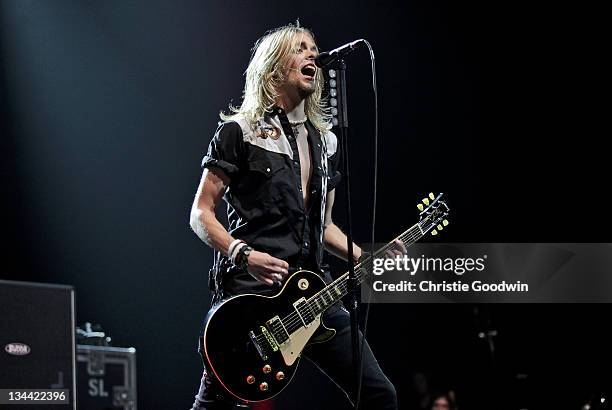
[246,250,289,286]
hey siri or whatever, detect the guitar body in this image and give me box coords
[203,270,336,403]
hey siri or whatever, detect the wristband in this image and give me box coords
[228,239,245,263]
[236,245,253,271]
[230,244,247,266]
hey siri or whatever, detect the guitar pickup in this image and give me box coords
[259,326,279,352]
[293,298,315,327]
[266,316,289,344]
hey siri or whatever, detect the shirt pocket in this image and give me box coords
[249,158,286,178]
[237,157,288,203]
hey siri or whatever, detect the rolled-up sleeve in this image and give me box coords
[201,121,244,180]
[327,151,341,192]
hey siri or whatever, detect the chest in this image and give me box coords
[294,126,313,197]
[234,118,326,213]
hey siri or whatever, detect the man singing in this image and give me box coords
[189,23,398,409]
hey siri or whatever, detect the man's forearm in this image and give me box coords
[190,208,234,256]
[323,223,362,264]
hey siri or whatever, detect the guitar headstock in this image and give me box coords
[416,192,450,236]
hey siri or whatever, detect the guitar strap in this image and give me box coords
[319,128,329,266]
[197,335,206,367]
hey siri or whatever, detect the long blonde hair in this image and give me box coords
[220,23,332,133]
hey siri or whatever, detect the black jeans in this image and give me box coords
[191,303,398,409]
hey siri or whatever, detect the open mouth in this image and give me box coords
[301,64,316,78]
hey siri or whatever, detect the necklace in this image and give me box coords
[289,117,307,126]
[289,117,307,138]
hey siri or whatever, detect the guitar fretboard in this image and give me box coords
[282,223,424,335]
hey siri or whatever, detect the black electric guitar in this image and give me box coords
[203,193,450,403]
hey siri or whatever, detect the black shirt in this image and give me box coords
[201,107,341,297]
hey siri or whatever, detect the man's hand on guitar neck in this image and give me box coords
[384,239,407,259]
[358,239,408,265]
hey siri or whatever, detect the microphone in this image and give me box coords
[314,39,365,68]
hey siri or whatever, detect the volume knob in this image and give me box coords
[275,371,285,381]
[263,364,272,374]
[259,382,269,392]
[246,375,255,384]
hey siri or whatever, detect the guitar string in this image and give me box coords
[272,224,426,334]
[254,223,427,343]
[254,208,446,342]
[258,224,425,340]
[253,233,415,344]
[254,228,422,344]
[270,240,419,336]
[297,229,419,322]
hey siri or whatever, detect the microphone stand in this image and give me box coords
[333,58,362,408]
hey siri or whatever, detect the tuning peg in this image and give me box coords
[422,198,430,206]
[431,229,438,236]
[429,192,435,200]
[417,203,424,212]
[437,224,443,231]
[443,219,449,226]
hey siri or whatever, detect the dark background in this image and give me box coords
[1,1,608,409]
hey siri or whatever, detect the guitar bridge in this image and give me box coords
[248,326,279,362]
[248,330,268,361]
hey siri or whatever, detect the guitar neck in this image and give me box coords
[306,223,424,316]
